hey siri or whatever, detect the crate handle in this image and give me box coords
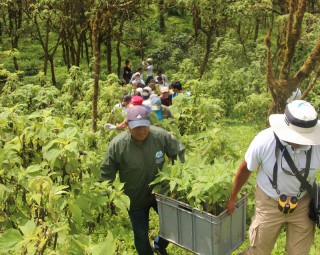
[178,204,192,212]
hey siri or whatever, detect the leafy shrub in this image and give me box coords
[183,127,239,164]
[149,44,172,68]
[22,59,41,76]
[0,105,130,254]
[0,65,11,84]
[199,57,266,116]
[152,156,238,214]
[233,92,272,121]
[170,93,225,135]
[169,58,199,83]
[169,34,192,52]
[61,66,93,101]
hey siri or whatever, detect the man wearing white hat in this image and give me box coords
[226,100,320,255]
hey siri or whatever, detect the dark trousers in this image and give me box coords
[128,200,169,255]
[145,75,153,86]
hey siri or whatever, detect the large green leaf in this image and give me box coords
[43,148,62,162]
[25,164,42,175]
[69,203,83,224]
[87,231,115,255]
[113,197,129,214]
[59,127,78,140]
[65,141,79,155]
[0,229,24,252]
[0,183,13,193]
[19,220,37,237]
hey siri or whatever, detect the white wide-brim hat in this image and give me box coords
[269,100,320,145]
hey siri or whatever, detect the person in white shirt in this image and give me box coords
[130,67,145,85]
[155,69,169,88]
[226,100,320,255]
[144,58,154,85]
[141,89,152,110]
[112,95,132,114]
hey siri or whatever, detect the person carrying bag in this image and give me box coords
[226,100,320,254]
[274,133,320,227]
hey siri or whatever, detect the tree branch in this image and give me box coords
[290,38,320,85]
[301,64,320,100]
[279,0,308,80]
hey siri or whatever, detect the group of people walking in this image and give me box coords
[102,57,320,255]
[106,59,190,130]
[122,58,169,87]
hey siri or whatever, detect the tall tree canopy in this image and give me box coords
[0,0,320,128]
[266,0,320,114]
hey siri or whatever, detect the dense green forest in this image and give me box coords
[0,0,320,254]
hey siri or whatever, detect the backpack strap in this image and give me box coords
[278,134,313,195]
[267,133,280,194]
[268,132,313,195]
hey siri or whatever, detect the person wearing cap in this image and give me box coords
[130,67,145,86]
[226,100,320,254]
[143,86,153,95]
[130,80,139,95]
[159,86,172,107]
[105,96,144,130]
[149,80,161,95]
[127,95,143,108]
[100,105,185,255]
[151,96,173,121]
[143,58,154,86]
[112,94,132,114]
[155,76,166,89]
[135,87,143,96]
[142,89,152,110]
[155,69,169,88]
[131,73,145,88]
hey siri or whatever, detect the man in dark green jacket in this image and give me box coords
[100,105,185,255]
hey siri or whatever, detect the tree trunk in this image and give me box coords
[279,0,308,80]
[116,20,124,78]
[254,18,259,42]
[199,27,214,79]
[49,57,56,86]
[191,3,201,41]
[91,11,102,132]
[43,18,50,75]
[265,0,320,117]
[106,19,112,74]
[62,41,71,70]
[301,65,320,100]
[0,22,2,43]
[8,0,23,70]
[75,30,86,67]
[158,0,165,33]
[65,45,71,70]
[70,44,76,66]
[48,37,60,87]
[84,35,90,66]
[33,15,50,75]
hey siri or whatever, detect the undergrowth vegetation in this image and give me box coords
[1,1,320,254]
[1,67,319,254]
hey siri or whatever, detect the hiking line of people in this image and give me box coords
[102,58,319,255]
[105,58,191,130]
[101,98,320,255]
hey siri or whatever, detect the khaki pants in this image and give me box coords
[244,185,315,255]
